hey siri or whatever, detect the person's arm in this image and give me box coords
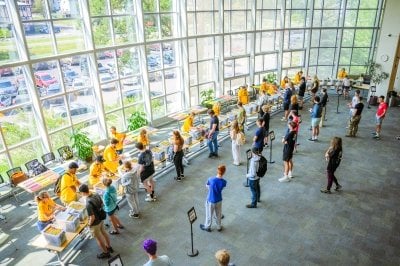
[325,147,332,160]
[379,105,388,118]
[208,120,217,138]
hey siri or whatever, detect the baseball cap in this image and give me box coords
[143,239,157,255]
[68,162,79,169]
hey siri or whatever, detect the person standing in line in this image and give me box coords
[142,239,172,266]
[293,70,303,85]
[35,191,66,231]
[298,77,306,109]
[346,96,364,137]
[290,94,299,115]
[207,109,220,158]
[78,184,113,259]
[230,120,241,166]
[200,165,227,232]
[110,126,126,155]
[308,96,322,142]
[372,96,388,140]
[119,161,140,219]
[279,121,297,183]
[261,105,271,146]
[319,88,328,127]
[215,249,235,266]
[253,118,266,154]
[342,75,351,100]
[321,137,343,193]
[310,75,320,103]
[281,83,293,121]
[136,142,156,202]
[60,162,81,205]
[172,130,184,181]
[246,147,261,208]
[280,76,290,89]
[103,138,121,173]
[257,89,268,112]
[348,89,360,116]
[237,102,247,133]
[288,110,301,153]
[102,177,124,235]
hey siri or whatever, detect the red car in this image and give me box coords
[34,72,58,88]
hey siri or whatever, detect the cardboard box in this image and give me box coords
[55,211,80,233]
[42,225,66,246]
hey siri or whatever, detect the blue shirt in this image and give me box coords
[210,116,219,131]
[103,185,118,212]
[311,103,322,118]
[283,89,292,103]
[206,176,227,203]
[254,127,266,148]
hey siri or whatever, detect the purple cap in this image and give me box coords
[143,239,157,255]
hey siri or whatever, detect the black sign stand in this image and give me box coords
[269,131,275,164]
[367,86,376,109]
[336,88,342,114]
[187,207,199,257]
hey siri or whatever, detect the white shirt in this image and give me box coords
[143,255,172,266]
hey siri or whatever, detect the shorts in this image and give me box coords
[283,152,293,162]
[90,221,106,238]
[141,174,154,183]
[311,118,321,127]
[375,116,384,125]
[283,103,290,111]
[106,206,118,216]
[343,86,350,92]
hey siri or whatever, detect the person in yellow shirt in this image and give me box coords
[36,190,65,231]
[89,156,111,187]
[238,85,249,105]
[103,138,120,173]
[137,129,150,148]
[280,76,290,89]
[337,68,347,79]
[60,162,81,205]
[293,71,303,85]
[212,101,221,116]
[260,78,268,94]
[110,126,126,155]
[181,112,195,133]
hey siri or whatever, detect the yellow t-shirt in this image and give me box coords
[260,82,268,93]
[280,79,288,88]
[137,134,150,147]
[238,88,249,105]
[103,145,119,173]
[293,73,301,84]
[89,163,107,186]
[212,102,221,116]
[112,132,126,151]
[267,84,277,95]
[37,198,56,222]
[60,172,79,205]
[337,70,347,79]
[181,116,194,133]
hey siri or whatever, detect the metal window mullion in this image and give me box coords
[217,0,224,96]
[277,0,286,80]
[304,0,314,75]
[333,0,347,78]
[369,0,384,62]
[42,0,58,55]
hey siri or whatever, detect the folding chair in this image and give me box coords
[6,167,22,180]
[25,159,48,176]
[57,145,74,160]
[0,174,19,203]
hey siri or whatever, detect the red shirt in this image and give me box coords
[376,102,388,117]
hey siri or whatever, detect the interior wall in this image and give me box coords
[374,0,400,97]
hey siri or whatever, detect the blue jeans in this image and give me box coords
[207,131,219,154]
[248,179,260,207]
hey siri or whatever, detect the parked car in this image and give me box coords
[39,25,61,34]
[164,70,176,79]
[0,68,14,77]
[147,55,160,68]
[99,73,115,91]
[35,72,58,88]
[14,86,30,105]
[72,78,91,95]
[52,103,94,119]
[71,56,81,66]
[42,83,63,108]
[0,95,14,108]
[0,80,18,98]
[63,70,79,86]
[123,89,161,99]
[33,62,56,71]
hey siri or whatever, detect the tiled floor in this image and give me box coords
[1,93,400,266]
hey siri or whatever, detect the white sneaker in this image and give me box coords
[145,194,156,202]
[288,171,293,178]
[278,176,290,182]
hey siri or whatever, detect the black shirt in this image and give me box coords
[86,193,103,226]
[327,148,342,172]
[354,102,364,116]
[262,113,270,131]
[283,130,297,155]
[298,82,306,97]
[290,103,299,113]
[320,93,328,107]
[210,115,219,131]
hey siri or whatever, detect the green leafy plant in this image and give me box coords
[70,130,94,161]
[200,88,215,108]
[127,111,148,131]
[264,73,277,84]
[365,60,389,85]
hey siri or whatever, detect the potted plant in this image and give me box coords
[70,130,94,162]
[364,60,389,86]
[264,73,277,84]
[127,111,148,131]
[200,88,214,109]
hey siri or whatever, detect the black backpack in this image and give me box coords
[88,196,107,221]
[257,155,268,177]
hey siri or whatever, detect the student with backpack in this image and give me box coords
[246,147,263,208]
[78,184,113,259]
[136,142,156,202]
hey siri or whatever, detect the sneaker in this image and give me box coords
[208,153,213,158]
[280,117,287,121]
[246,204,257,208]
[373,135,380,139]
[307,138,315,142]
[97,252,111,259]
[145,195,155,202]
[335,185,342,191]
[217,227,223,232]
[132,213,140,219]
[199,224,211,232]
[107,246,114,253]
[288,171,293,178]
[278,176,290,182]
[371,132,377,135]
[175,177,182,182]
[212,153,219,158]
[320,189,331,194]
[180,174,185,179]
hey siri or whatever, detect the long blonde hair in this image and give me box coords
[231,120,240,133]
[173,130,184,146]
[290,95,298,105]
[139,129,147,138]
